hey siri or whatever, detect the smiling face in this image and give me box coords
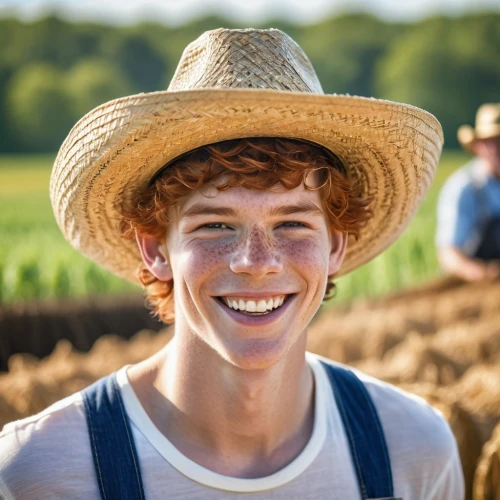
[140,181,346,370]
[126,137,371,369]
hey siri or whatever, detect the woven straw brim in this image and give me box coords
[51,88,443,285]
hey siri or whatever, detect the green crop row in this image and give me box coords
[0,236,137,302]
[0,152,470,304]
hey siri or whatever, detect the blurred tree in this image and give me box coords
[5,63,73,152]
[376,15,500,148]
[3,17,80,69]
[298,14,402,97]
[1,17,111,73]
[104,32,167,92]
[71,23,103,60]
[0,65,18,152]
[1,13,499,153]
[65,58,134,120]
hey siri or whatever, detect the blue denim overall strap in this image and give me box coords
[82,373,146,500]
[474,217,500,260]
[320,361,398,500]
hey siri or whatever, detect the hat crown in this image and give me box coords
[167,28,323,94]
[476,103,500,130]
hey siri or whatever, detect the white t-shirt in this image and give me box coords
[0,353,464,499]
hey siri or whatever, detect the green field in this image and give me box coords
[0,152,471,304]
[0,155,138,302]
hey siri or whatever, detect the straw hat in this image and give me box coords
[458,103,500,151]
[51,28,443,284]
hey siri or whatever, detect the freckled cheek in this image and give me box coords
[176,240,235,280]
[278,239,327,274]
[173,238,327,280]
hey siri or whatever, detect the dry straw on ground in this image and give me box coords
[474,422,500,500]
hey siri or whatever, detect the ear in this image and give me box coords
[136,233,173,281]
[328,230,348,277]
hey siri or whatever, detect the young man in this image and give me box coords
[436,103,500,281]
[0,29,463,499]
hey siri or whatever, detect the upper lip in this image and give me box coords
[216,292,295,298]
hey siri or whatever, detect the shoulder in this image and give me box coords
[311,354,461,485]
[355,369,457,459]
[0,391,97,499]
[439,162,478,204]
[352,369,463,497]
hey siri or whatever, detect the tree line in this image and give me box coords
[0,13,499,153]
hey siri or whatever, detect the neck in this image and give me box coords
[129,328,314,478]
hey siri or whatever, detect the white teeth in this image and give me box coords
[256,300,267,312]
[246,300,257,312]
[222,295,289,313]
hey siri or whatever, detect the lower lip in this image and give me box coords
[215,295,296,326]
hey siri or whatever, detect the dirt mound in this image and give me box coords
[309,277,500,363]
[0,327,173,424]
[474,422,500,500]
[0,295,164,372]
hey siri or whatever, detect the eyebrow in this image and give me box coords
[180,201,324,218]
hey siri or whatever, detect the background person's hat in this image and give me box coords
[458,103,500,151]
[50,28,443,284]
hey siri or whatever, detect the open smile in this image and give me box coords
[215,294,296,326]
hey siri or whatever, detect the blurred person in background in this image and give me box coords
[0,28,463,499]
[436,103,500,281]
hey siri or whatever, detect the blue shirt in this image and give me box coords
[436,159,500,256]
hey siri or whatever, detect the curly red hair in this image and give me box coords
[120,137,372,323]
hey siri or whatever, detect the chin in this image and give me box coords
[220,337,293,371]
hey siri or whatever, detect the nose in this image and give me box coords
[229,227,283,278]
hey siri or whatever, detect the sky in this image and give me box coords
[1,0,500,26]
